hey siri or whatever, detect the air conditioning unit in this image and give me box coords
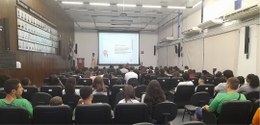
[161,36,174,42]
[182,27,201,36]
[198,19,223,29]
[225,4,260,21]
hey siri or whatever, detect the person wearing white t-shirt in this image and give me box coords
[175,72,194,92]
[118,85,139,104]
[124,67,138,84]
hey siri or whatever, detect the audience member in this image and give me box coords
[0,75,11,92]
[195,77,246,120]
[214,70,234,93]
[124,67,138,84]
[0,79,33,117]
[92,76,107,95]
[237,74,260,94]
[62,77,79,95]
[195,76,206,91]
[252,108,260,125]
[236,76,245,87]
[62,77,81,109]
[50,96,63,106]
[78,86,93,105]
[118,85,139,103]
[175,72,194,92]
[143,80,166,114]
[20,77,33,86]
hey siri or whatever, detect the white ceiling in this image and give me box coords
[54,0,201,31]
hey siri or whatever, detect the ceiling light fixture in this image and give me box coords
[143,5,161,8]
[61,1,83,5]
[193,1,202,8]
[117,4,136,7]
[89,2,110,6]
[167,6,186,9]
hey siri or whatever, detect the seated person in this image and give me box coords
[194,77,247,120]
[50,96,63,106]
[118,85,139,103]
[214,70,234,93]
[175,72,194,92]
[78,86,93,105]
[92,76,107,96]
[20,77,32,86]
[195,76,206,92]
[0,79,33,117]
[237,74,260,94]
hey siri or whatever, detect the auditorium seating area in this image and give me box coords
[0,66,259,124]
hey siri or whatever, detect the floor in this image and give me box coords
[170,108,193,125]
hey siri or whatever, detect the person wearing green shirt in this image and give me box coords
[194,77,246,120]
[0,79,33,118]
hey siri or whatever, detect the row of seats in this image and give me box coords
[0,102,178,124]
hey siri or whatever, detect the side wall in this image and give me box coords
[0,0,74,85]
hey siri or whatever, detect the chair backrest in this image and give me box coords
[110,84,126,108]
[157,77,175,92]
[43,77,50,84]
[31,92,52,107]
[103,78,110,86]
[92,94,109,103]
[110,78,123,87]
[135,85,147,98]
[249,99,260,124]
[61,78,68,85]
[205,77,213,84]
[62,94,81,110]
[196,84,215,98]
[114,103,148,124]
[217,100,252,124]
[0,92,6,99]
[181,121,206,125]
[33,105,72,124]
[0,107,30,124]
[22,86,38,101]
[77,78,92,86]
[128,78,139,87]
[190,78,199,86]
[245,91,260,102]
[174,85,195,107]
[171,77,184,86]
[190,92,210,106]
[75,103,112,124]
[152,101,178,124]
[202,108,217,124]
[40,85,62,97]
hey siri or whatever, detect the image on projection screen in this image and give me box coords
[98,32,140,65]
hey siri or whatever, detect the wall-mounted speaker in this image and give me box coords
[175,45,178,54]
[154,45,156,55]
[178,43,181,57]
[74,43,77,54]
[244,26,250,59]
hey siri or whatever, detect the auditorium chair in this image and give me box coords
[0,92,6,99]
[248,99,260,124]
[202,100,252,124]
[157,77,175,92]
[245,91,260,102]
[110,84,126,108]
[152,101,178,124]
[173,85,195,107]
[22,86,38,101]
[190,77,199,86]
[135,85,147,99]
[114,103,148,124]
[127,78,139,87]
[92,94,109,104]
[31,92,52,107]
[62,93,81,110]
[171,77,184,86]
[75,103,112,124]
[77,78,92,86]
[33,105,72,124]
[40,85,63,97]
[182,92,210,121]
[196,84,215,98]
[103,78,110,86]
[0,107,30,124]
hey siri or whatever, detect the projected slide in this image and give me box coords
[98,32,139,65]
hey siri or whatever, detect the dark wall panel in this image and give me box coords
[0,0,74,86]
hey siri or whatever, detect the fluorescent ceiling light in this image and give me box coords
[117,4,136,7]
[61,1,83,5]
[193,1,202,8]
[143,5,161,8]
[167,6,186,9]
[89,2,110,6]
